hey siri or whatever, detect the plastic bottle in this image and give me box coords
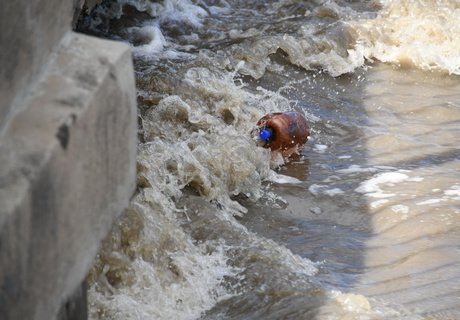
[256,111,310,157]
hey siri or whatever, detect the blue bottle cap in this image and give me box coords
[259,129,272,141]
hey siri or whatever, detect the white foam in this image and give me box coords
[355,172,409,198]
[268,171,302,184]
[309,184,344,197]
[313,144,328,153]
[322,175,341,183]
[330,291,371,313]
[308,184,323,196]
[88,234,238,320]
[391,204,409,214]
[104,0,211,58]
[352,0,460,75]
[418,185,460,205]
[408,177,424,182]
[326,289,425,318]
[86,58,298,319]
[245,0,460,77]
[370,199,389,209]
[417,198,443,206]
[129,25,166,56]
[324,188,345,196]
[444,185,460,197]
[119,0,208,27]
[160,0,208,28]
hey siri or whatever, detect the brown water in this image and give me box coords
[77,1,460,319]
[235,63,460,319]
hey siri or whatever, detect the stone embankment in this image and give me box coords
[0,1,137,319]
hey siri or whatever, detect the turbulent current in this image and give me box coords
[77,1,460,319]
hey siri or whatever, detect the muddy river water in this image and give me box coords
[78,1,460,319]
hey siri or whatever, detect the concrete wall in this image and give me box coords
[1,0,73,132]
[0,0,102,131]
[0,1,137,319]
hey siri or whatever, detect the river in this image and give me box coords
[77,1,460,319]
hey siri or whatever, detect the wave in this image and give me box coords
[86,61,321,318]
[76,1,460,319]
[79,0,460,75]
[353,0,460,75]
[233,0,460,77]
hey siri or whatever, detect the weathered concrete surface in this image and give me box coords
[0,0,104,132]
[56,282,88,320]
[0,31,137,319]
[1,1,71,132]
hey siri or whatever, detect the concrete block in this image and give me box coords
[56,281,88,320]
[0,31,137,320]
[0,0,76,131]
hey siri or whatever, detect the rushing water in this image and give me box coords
[77,1,460,319]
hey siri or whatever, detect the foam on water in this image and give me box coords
[317,0,460,75]
[355,171,409,198]
[328,291,372,314]
[81,0,460,76]
[79,0,209,59]
[222,0,460,77]
[268,171,302,184]
[86,191,234,319]
[370,199,389,209]
[84,49,320,318]
[444,184,460,198]
[76,0,460,318]
[416,198,443,206]
[88,230,237,320]
[353,0,460,75]
[127,25,166,55]
[337,165,380,174]
[415,184,460,206]
[391,204,409,214]
[309,184,345,197]
[117,0,208,27]
[313,144,328,153]
[315,289,426,320]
